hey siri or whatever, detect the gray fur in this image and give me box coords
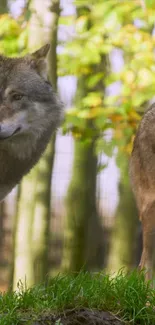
[0,45,63,201]
[130,103,155,279]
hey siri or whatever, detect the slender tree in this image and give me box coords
[108,148,138,272]
[0,0,7,13]
[13,169,37,289]
[62,6,106,271]
[62,134,102,271]
[30,0,60,284]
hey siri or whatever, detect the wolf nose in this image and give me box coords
[0,125,5,134]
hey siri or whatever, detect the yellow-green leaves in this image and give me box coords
[59,0,149,149]
[0,14,27,56]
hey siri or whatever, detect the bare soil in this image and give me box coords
[32,308,124,325]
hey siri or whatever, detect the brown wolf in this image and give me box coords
[0,44,63,201]
[130,103,155,280]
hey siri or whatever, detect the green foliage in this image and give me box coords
[1,1,155,155]
[59,0,155,154]
[0,271,154,324]
[0,12,28,57]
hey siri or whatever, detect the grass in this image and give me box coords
[0,270,155,324]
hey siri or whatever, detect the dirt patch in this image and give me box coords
[33,308,124,325]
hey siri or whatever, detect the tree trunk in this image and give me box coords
[32,138,56,283]
[108,151,138,272]
[12,0,60,289]
[62,138,102,271]
[0,0,7,13]
[61,4,107,272]
[0,201,7,262]
[62,73,103,272]
[13,169,37,289]
[29,0,60,284]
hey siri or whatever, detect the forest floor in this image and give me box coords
[0,271,155,325]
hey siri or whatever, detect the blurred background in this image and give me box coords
[0,0,154,291]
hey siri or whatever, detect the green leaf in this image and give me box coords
[145,0,155,9]
[87,73,104,88]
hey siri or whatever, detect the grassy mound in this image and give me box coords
[0,270,155,324]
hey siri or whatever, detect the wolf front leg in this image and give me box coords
[139,201,155,281]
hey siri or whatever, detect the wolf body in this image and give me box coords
[130,103,155,280]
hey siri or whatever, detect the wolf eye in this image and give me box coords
[12,94,23,101]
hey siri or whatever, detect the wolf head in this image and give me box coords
[0,44,63,146]
[0,45,63,200]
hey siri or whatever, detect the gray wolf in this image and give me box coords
[0,44,63,201]
[130,103,155,280]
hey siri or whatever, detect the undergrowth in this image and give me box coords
[0,270,154,324]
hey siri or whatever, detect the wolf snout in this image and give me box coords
[0,125,21,139]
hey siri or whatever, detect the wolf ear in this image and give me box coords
[29,44,50,80]
[31,44,50,59]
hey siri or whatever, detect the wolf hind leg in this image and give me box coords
[139,201,155,281]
